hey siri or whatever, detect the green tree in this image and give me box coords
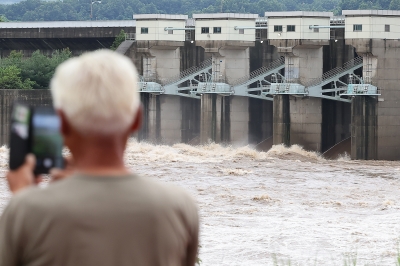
[20,49,72,89]
[0,50,24,68]
[389,0,400,9]
[110,30,126,51]
[0,65,35,90]
[0,15,8,22]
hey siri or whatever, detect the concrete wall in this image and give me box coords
[290,47,324,84]
[345,16,400,39]
[267,17,330,40]
[136,20,186,41]
[0,90,52,146]
[211,47,250,83]
[148,48,181,81]
[195,19,256,41]
[134,40,185,82]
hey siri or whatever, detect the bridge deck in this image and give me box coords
[0,20,136,29]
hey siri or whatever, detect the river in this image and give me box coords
[1,141,400,265]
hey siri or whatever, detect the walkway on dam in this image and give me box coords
[140,56,375,103]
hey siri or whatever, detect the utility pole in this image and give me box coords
[90,0,101,20]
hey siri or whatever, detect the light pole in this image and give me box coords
[90,0,101,20]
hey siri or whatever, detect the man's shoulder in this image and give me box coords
[8,174,197,214]
[136,176,198,210]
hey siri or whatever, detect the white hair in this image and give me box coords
[50,49,140,135]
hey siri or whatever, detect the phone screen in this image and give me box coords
[31,108,64,174]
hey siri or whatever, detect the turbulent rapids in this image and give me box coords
[1,140,400,265]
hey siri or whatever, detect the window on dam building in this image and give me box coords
[213,27,222,34]
[201,27,209,34]
[141,27,148,34]
[353,24,362,32]
[274,25,283,32]
[287,25,295,32]
[385,24,390,32]
[239,29,244,34]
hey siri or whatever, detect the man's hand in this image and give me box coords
[50,156,75,182]
[6,154,41,194]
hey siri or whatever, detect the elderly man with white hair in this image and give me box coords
[0,50,199,266]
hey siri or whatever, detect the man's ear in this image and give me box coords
[130,105,143,133]
[57,110,71,137]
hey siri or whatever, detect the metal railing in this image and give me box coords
[162,58,212,85]
[186,18,195,27]
[138,75,159,83]
[305,56,363,88]
[231,57,285,86]
[125,33,136,40]
[330,16,345,25]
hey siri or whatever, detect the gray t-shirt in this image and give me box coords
[0,174,199,266]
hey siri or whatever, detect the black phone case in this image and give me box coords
[9,103,31,170]
[9,103,64,174]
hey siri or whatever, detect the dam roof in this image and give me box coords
[342,10,400,16]
[265,11,333,18]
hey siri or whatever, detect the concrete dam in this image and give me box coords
[1,10,399,160]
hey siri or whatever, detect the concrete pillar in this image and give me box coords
[138,94,200,145]
[346,39,400,160]
[273,95,290,146]
[200,94,249,145]
[285,47,324,151]
[138,93,160,143]
[200,94,219,143]
[159,95,183,144]
[351,96,377,160]
[216,48,250,83]
[199,43,252,145]
[147,48,181,81]
[230,96,249,145]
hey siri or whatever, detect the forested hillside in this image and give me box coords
[0,0,400,21]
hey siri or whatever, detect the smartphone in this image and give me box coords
[9,103,64,174]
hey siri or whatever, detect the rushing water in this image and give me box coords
[1,141,400,265]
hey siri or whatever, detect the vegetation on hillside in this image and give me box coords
[0,49,72,90]
[1,0,400,21]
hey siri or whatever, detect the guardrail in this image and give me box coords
[125,33,136,40]
[162,58,212,85]
[231,56,285,86]
[305,56,363,88]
